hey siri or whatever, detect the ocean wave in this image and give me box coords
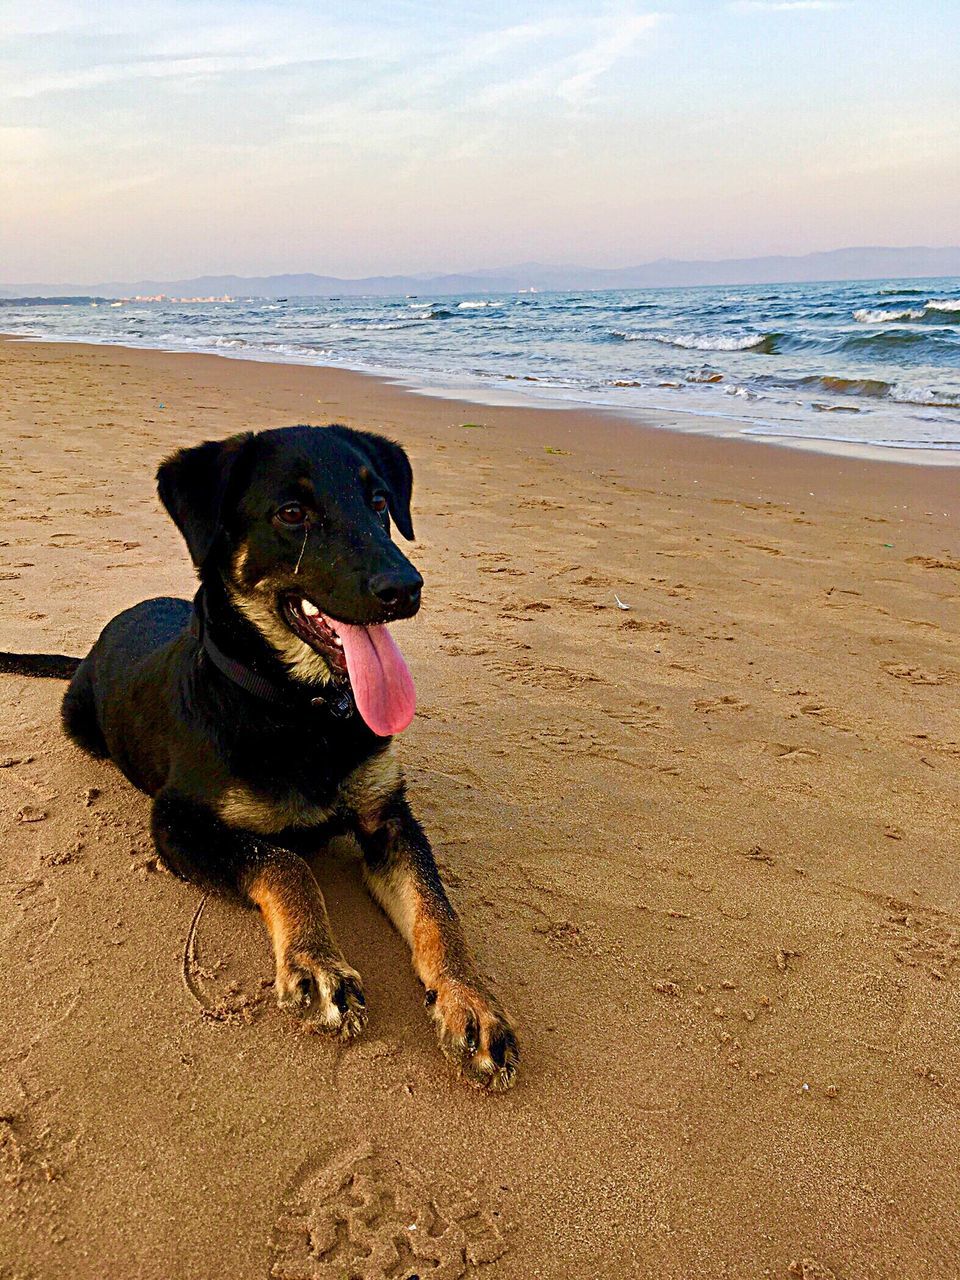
[653,332,779,353]
[854,300,960,323]
[854,307,926,323]
[740,426,960,451]
[842,329,931,350]
[798,374,891,398]
[458,300,498,309]
[327,320,424,331]
[890,384,960,409]
[792,374,960,409]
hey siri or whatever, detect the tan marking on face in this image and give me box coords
[217,783,336,834]
[226,583,332,686]
[340,748,403,833]
[231,543,250,585]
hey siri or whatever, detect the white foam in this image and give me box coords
[855,300,960,323]
[891,383,960,409]
[653,332,771,351]
[854,307,925,323]
[327,320,421,331]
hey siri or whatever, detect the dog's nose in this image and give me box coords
[369,569,423,613]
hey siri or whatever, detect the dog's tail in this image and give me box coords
[0,652,82,679]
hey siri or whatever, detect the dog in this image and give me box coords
[1,424,518,1091]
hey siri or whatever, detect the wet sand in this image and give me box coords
[1,337,959,1279]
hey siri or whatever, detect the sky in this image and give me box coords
[1,0,958,283]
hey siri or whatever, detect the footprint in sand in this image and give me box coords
[878,899,960,981]
[788,1258,837,1280]
[533,727,625,765]
[0,1081,79,1195]
[269,1140,508,1280]
[906,555,960,572]
[487,656,603,692]
[693,695,750,713]
[883,663,950,686]
[842,887,960,982]
[5,875,60,966]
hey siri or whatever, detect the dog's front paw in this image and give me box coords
[277,950,367,1040]
[427,979,519,1092]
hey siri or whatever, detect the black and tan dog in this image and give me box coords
[1,424,518,1091]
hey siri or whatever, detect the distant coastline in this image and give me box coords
[3,245,960,301]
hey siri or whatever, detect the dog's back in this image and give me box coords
[62,596,192,786]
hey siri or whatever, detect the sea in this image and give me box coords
[3,277,960,462]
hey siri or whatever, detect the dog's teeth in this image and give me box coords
[301,599,319,617]
[334,637,343,647]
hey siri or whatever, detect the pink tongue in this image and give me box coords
[328,619,416,736]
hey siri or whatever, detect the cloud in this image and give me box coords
[461,9,664,112]
[558,12,662,105]
[2,3,665,113]
[4,54,350,100]
[730,1,841,11]
[0,4,414,100]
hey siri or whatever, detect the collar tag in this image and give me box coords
[322,690,354,719]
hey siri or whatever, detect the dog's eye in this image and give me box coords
[371,493,388,514]
[276,502,307,526]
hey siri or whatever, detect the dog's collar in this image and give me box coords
[189,588,354,718]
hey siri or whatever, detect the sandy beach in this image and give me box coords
[2,336,959,1279]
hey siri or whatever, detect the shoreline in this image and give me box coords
[4,327,959,469]
[3,335,959,1279]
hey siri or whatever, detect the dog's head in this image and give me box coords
[157,424,422,732]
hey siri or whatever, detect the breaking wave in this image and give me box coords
[652,332,779,353]
[798,374,892,398]
[854,299,960,323]
[793,375,960,409]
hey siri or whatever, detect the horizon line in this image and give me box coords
[3,243,960,292]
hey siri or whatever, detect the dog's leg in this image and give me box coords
[152,790,366,1038]
[356,793,518,1091]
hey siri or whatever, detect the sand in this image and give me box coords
[1,336,958,1280]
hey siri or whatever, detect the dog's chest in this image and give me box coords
[216,748,401,835]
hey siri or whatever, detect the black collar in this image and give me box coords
[189,587,354,718]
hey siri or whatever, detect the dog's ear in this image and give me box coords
[329,426,415,541]
[157,433,253,568]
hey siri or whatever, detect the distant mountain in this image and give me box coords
[3,246,959,299]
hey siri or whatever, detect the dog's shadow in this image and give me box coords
[181,837,423,1044]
